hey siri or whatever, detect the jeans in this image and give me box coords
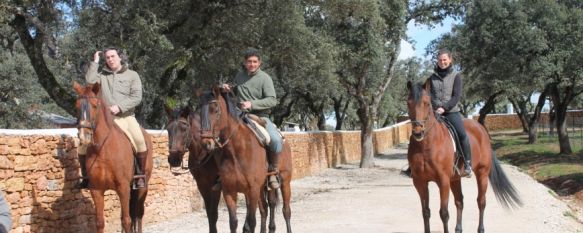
[262,117,283,154]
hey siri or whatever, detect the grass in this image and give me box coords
[493,132,583,196]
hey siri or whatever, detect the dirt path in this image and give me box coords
[144,147,583,233]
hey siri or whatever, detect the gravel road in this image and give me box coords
[143,146,583,233]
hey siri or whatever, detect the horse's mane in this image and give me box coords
[199,90,240,132]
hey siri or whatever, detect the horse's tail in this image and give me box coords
[489,150,523,209]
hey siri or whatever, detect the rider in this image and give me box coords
[402,49,472,178]
[219,47,283,190]
[77,47,148,189]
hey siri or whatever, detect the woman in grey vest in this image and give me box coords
[402,49,472,178]
[428,49,472,177]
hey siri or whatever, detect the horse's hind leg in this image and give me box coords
[281,178,292,233]
[267,188,278,233]
[451,179,464,233]
[413,179,431,233]
[90,190,106,233]
[476,172,489,233]
[130,188,148,233]
[259,187,269,233]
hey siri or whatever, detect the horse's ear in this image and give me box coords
[73,81,83,94]
[181,105,191,118]
[423,79,431,92]
[212,85,221,97]
[91,83,101,95]
[164,103,173,118]
[194,88,203,98]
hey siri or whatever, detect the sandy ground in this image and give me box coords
[144,146,583,233]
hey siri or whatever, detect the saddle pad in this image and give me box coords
[248,119,271,146]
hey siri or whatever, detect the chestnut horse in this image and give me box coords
[406,81,522,233]
[73,82,153,233]
[198,86,293,233]
[164,105,221,233]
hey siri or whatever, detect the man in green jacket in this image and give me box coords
[77,47,148,189]
[220,48,283,189]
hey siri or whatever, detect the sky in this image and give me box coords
[398,18,458,60]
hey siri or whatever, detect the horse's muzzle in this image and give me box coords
[412,132,424,141]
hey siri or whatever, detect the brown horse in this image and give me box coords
[164,105,221,233]
[406,81,522,233]
[73,82,153,233]
[198,86,293,233]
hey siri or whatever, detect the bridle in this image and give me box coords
[200,97,238,149]
[77,95,110,151]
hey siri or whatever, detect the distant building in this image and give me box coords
[40,112,77,128]
[283,122,301,132]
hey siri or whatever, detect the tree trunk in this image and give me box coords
[555,109,572,154]
[477,91,503,125]
[358,103,375,168]
[333,96,350,130]
[549,83,574,154]
[11,15,77,116]
[527,86,550,144]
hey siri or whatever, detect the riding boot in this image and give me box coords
[461,138,473,178]
[268,151,281,189]
[75,154,89,189]
[135,151,148,189]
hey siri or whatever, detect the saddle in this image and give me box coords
[437,116,466,174]
[241,113,271,147]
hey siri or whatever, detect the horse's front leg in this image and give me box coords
[117,185,132,233]
[199,184,221,233]
[438,178,451,233]
[451,179,464,233]
[90,190,106,233]
[223,191,239,233]
[243,188,261,233]
[413,179,430,233]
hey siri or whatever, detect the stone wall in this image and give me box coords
[0,122,412,233]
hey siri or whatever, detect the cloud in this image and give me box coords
[398,39,415,60]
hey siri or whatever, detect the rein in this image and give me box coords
[77,95,112,152]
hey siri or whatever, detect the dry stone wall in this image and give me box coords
[0,123,412,233]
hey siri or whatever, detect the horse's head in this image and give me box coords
[198,85,239,151]
[406,81,434,142]
[73,81,103,146]
[165,104,192,169]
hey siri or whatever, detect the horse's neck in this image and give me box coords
[94,104,114,140]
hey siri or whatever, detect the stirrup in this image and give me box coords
[461,165,472,178]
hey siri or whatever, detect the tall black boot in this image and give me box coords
[135,151,148,189]
[461,138,473,178]
[268,151,281,189]
[75,154,89,189]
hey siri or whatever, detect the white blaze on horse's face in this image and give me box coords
[76,98,95,146]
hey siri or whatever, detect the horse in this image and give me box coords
[406,81,522,233]
[164,105,221,233]
[73,81,153,233]
[198,85,293,233]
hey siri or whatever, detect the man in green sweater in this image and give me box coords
[221,48,283,189]
[78,47,148,189]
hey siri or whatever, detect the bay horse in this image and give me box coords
[406,81,522,233]
[198,85,293,233]
[73,82,153,233]
[164,105,221,233]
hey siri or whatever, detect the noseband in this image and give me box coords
[77,95,110,150]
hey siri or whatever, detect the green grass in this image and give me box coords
[493,132,583,196]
